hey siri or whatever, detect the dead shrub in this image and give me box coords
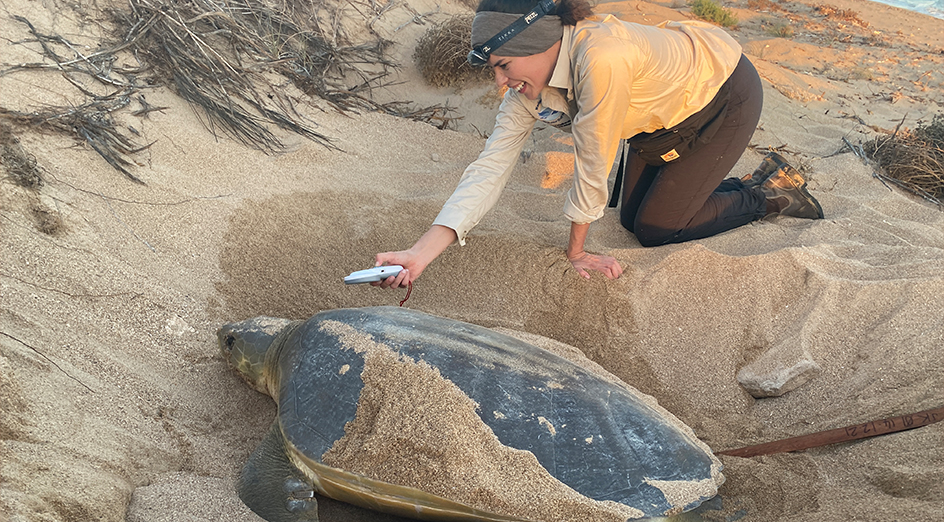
[813,4,869,28]
[1,122,43,189]
[30,202,65,236]
[414,15,492,88]
[863,114,944,207]
[747,0,783,11]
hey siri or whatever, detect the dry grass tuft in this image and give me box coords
[0,122,66,235]
[109,0,387,152]
[747,0,783,12]
[1,122,43,189]
[813,4,869,28]
[765,21,794,38]
[1,0,460,181]
[30,203,65,236]
[1,99,151,184]
[0,16,154,183]
[863,114,944,208]
[414,15,492,88]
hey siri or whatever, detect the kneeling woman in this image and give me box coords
[375,0,822,287]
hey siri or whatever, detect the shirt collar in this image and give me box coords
[546,23,574,93]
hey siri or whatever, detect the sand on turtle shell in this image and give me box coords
[492,327,724,509]
[318,320,645,521]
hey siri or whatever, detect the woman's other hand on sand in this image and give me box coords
[568,251,623,280]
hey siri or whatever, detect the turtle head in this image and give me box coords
[218,317,294,396]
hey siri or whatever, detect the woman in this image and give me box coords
[374,0,822,288]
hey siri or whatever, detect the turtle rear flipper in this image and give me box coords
[238,421,319,522]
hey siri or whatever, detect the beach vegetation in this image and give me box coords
[863,114,944,208]
[690,0,739,28]
[0,121,64,234]
[1,122,43,189]
[0,0,462,182]
[414,16,494,88]
[30,203,65,236]
[765,21,794,37]
[747,0,783,11]
[812,4,869,28]
[850,67,874,81]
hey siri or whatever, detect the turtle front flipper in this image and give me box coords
[238,421,319,522]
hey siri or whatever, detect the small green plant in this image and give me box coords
[690,0,739,28]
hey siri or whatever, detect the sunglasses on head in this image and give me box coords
[467,0,557,67]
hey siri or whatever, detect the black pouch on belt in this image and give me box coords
[627,80,733,166]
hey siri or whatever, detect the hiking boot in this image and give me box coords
[742,151,791,188]
[762,163,825,219]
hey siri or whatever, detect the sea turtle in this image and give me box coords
[219,306,723,522]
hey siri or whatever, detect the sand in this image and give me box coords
[1,0,942,521]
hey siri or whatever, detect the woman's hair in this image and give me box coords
[475,0,594,26]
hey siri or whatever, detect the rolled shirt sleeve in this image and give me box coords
[564,37,632,224]
[433,91,537,245]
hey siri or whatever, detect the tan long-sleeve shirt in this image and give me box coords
[434,15,742,245]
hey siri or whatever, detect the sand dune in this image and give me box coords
[1,0,941,521]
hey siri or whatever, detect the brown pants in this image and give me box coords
[619,54,766,247]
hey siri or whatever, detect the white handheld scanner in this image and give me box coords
[344,265,404,285]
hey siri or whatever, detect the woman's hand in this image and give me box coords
[372,225,458,289]
[371,251,422,289]
[568,250,623,280]
[566,222,622,280]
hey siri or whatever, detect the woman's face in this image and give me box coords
[487,40,561,100]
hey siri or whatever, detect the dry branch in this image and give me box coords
[863,114,944,208]
[0,100,150,184]
[2,0,461,181]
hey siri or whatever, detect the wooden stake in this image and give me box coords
[716,406,944,458]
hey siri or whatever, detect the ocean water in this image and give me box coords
[869,0,944,19]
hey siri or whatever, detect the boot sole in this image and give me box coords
[742,151,791,188]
